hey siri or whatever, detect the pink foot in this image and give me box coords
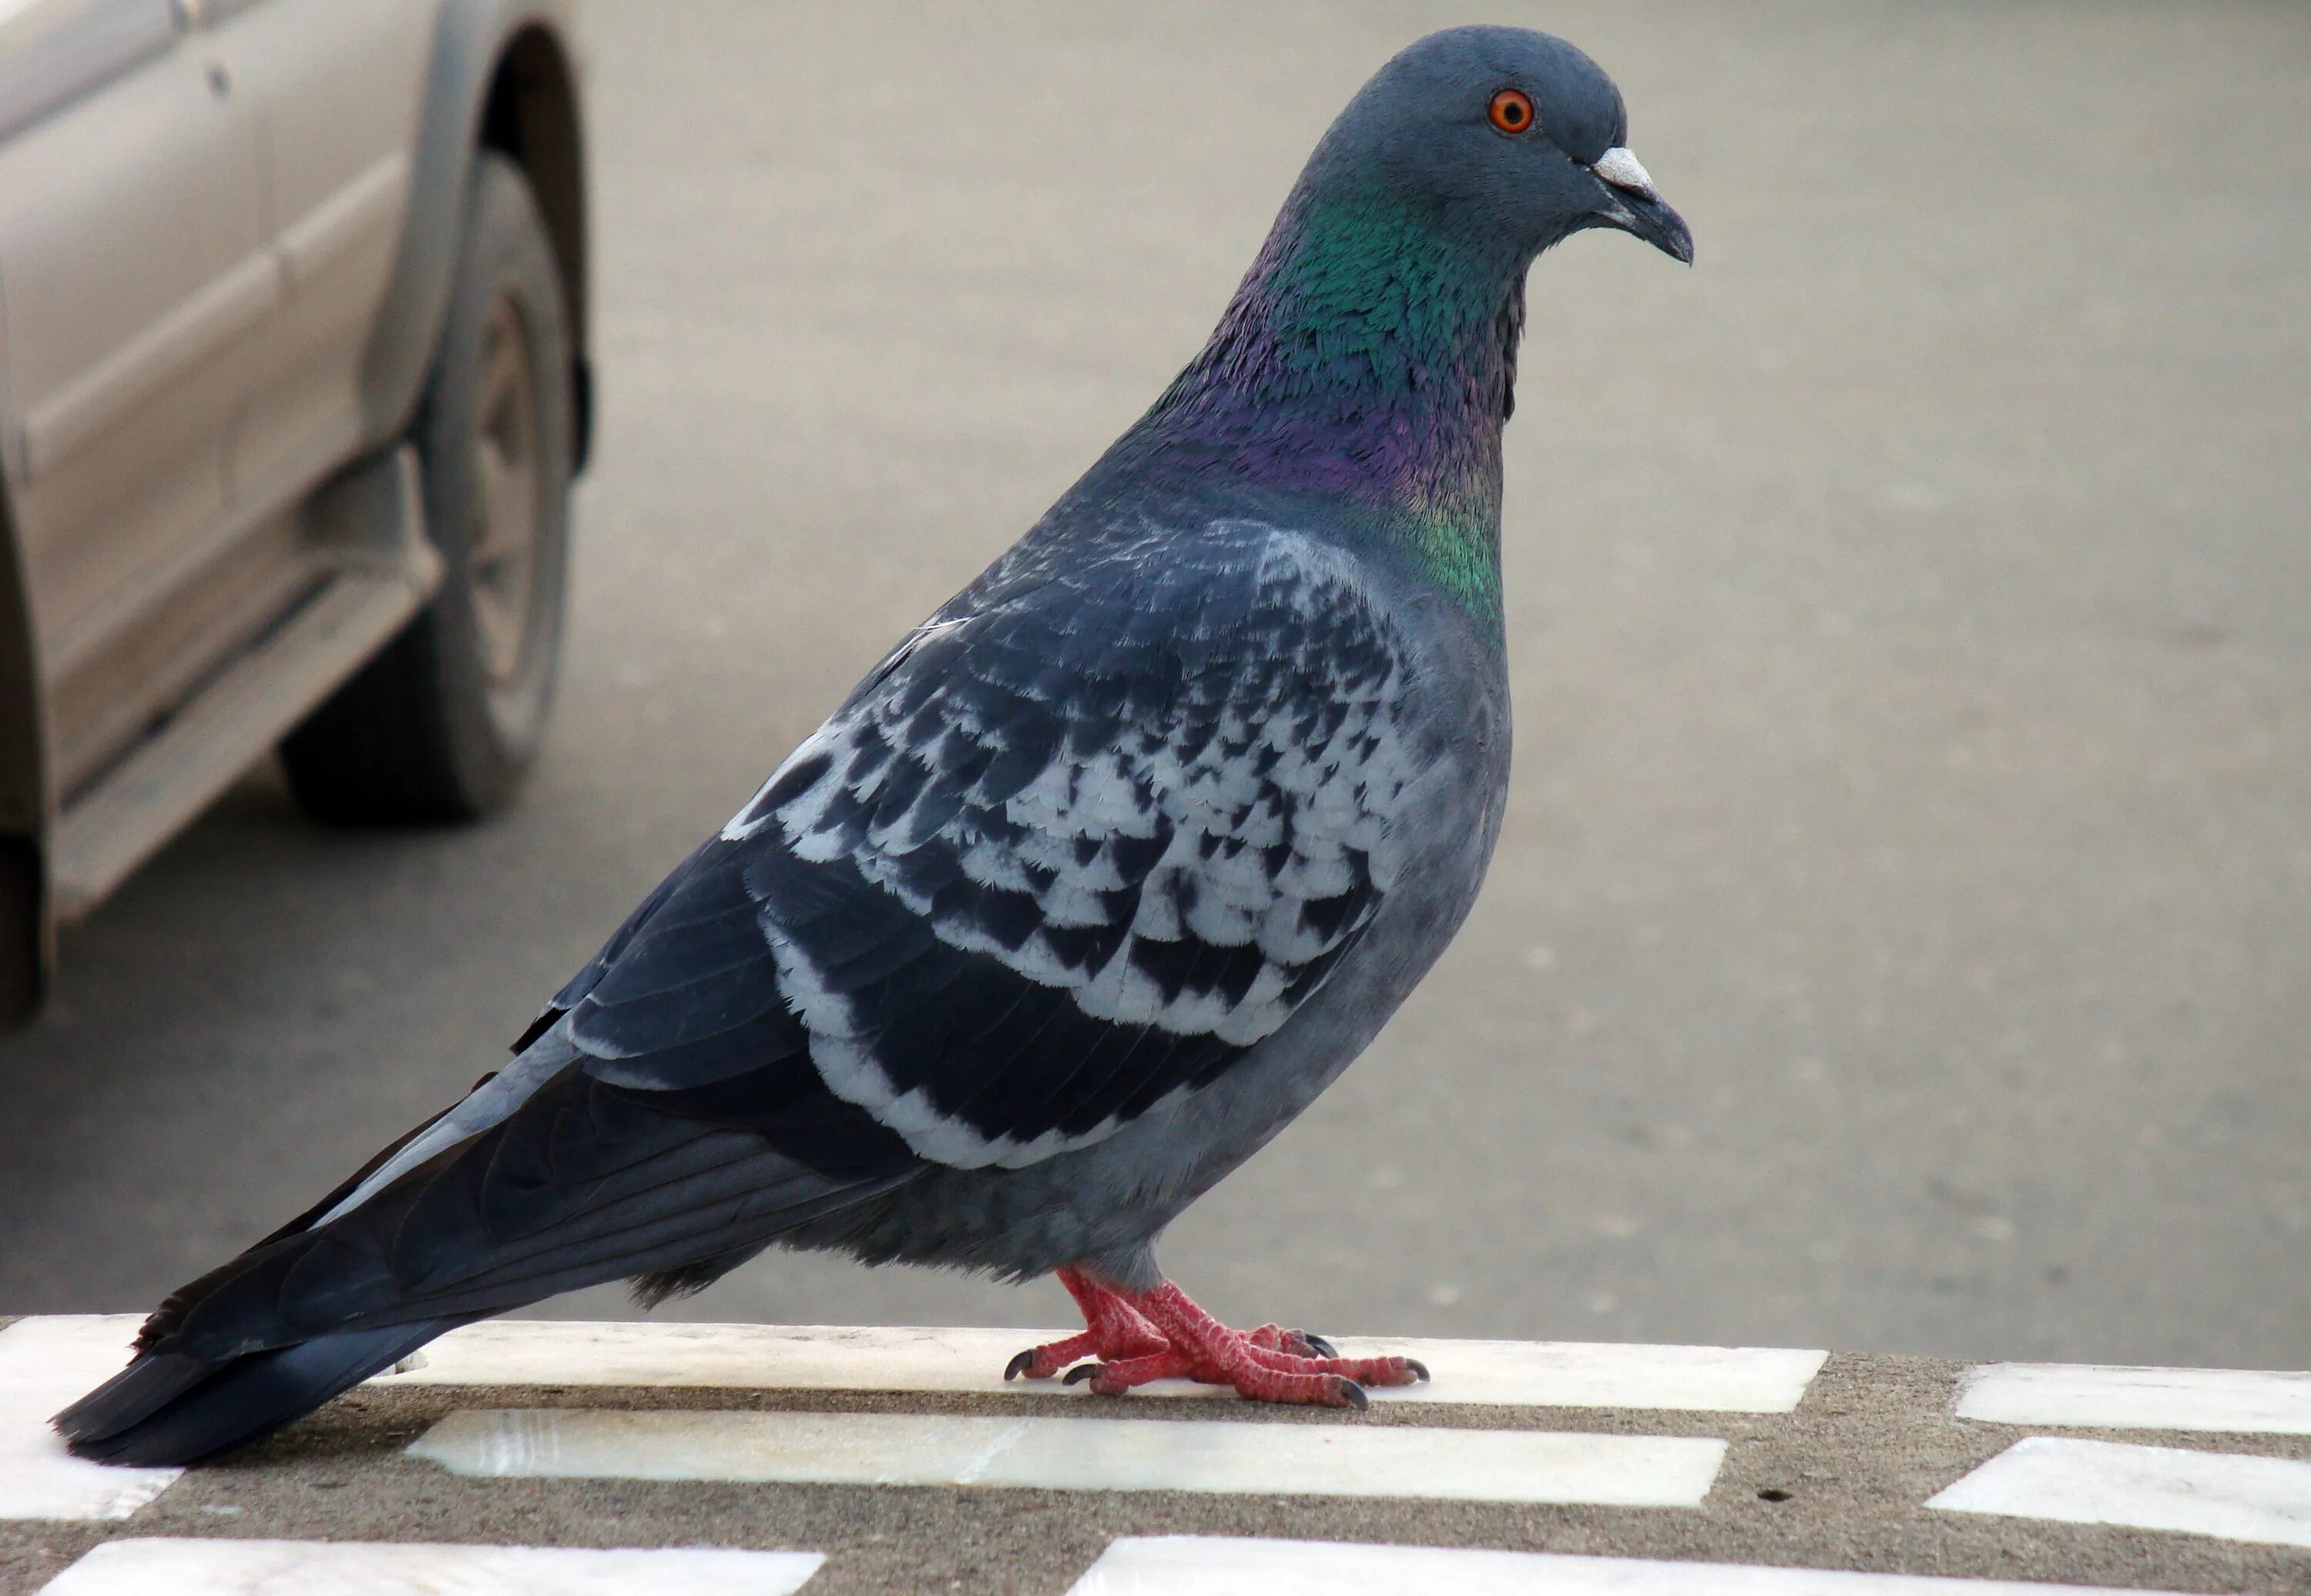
[1004,1266,1169,1380]
[1021,1275,1429,1409]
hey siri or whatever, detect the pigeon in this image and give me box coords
[58,24,1689,1465]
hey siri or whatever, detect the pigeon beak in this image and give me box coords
[1588,146,1694,266]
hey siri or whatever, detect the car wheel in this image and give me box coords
[281,153,572,825]
[0,837,42,1026]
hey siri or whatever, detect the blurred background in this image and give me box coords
[2,1,2306,1370]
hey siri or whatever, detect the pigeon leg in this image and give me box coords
[1071,1280,1429,1407]
[1004,1266,1170,1380]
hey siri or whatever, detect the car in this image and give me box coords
[0,0,590,1024]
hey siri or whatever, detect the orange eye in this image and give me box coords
[1488,88,1535,134]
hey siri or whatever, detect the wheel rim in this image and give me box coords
[467,292,542,687]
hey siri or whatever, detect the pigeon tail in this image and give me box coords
[53,1318,462,1466]
[55,1058,920,1465]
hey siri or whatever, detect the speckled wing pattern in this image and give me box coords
[554,523,1441,1173]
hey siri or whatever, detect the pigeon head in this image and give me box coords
[1114,26,1690,625]
[1307,25,1692,267]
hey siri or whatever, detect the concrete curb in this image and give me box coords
[5,1316,2309,1593]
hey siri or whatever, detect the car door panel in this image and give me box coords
[0,0,272,793]
[221,0,434,501]
[0,0,174,142]
[19,247,276,482]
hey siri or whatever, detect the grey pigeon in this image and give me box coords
[59,24,1689,1464]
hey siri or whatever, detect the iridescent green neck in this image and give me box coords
[1130,178,1529,625]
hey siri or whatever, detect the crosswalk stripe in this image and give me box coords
[1062,1536,2151,1594]
[408,1408,1729,1506]
[0,1319,180,1522]
[1928,1436,2311,1548]
[35,1537,824,1594]
[1957,1363,2311,1434]
[22,1314,1826,1413]
[381,1319,1828,1412]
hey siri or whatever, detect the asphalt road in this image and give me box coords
[2,2,2306,1372]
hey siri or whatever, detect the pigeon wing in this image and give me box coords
[571,525,1437,1172]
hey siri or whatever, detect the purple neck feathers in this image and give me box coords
[1139,182,1524,528]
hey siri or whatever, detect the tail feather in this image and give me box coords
[52,1062,918,1466]
[55,1319,459,1466]
[159,1137,880,1357]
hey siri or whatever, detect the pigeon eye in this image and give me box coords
[1488,89,1535,134]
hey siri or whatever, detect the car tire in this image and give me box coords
[280,153,572,825]
[0,837,42,1026]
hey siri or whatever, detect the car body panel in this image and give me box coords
[0,0,273,797]
[0,0,586,1021]
[225,0,438,505]
[361,2,587,462]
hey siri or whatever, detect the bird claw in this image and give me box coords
[1015,1269,1431,1410]
[1279,1329,1339,1359]
[1004,1329,1106,1381]
[1245,1322,1337,1359]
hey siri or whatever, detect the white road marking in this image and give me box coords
[36,1537,823,1594]
[1063,1536,2144,1594]
[409,1408,1728,1506]
[374,1317,1826,1412]
[12,1315,1826,1413]
[1928,1436,2311,1548]
[0,1319,179,1521]
[1957,1362,2311,1434]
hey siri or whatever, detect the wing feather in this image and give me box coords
[515,521,1437,1175]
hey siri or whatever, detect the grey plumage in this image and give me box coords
[58,22,1687,1463]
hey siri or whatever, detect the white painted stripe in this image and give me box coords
[1928,1436,2311,1548]
[37,1537,823,1594]
[0,1319,179,1521]
[410,1408,1727,1506]
[377,1317,1826,1413]
[1958,1362,2311,1434]
[1065,1536,2139,1594]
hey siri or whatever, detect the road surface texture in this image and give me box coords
[2,3,2307,1376]
[5,1313,2311,1593]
